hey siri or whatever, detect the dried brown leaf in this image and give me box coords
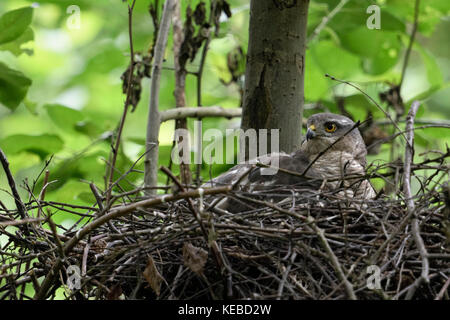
[106,283,122,300]
[142,256,163,296]
[183,242,208,275]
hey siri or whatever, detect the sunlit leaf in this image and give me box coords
[45,104,84,132]
[0,62,32,111]
[413,42,443,90]
[0,134,64,159]
[304,55,329,101]
[310,40,360,79]
[0,7,33,45]
[0,27,34,56]
[339,27,402,75]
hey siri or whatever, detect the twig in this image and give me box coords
[159,106,241,122]
[0,218,44,227]
[46,215,65,260]
[435,276,450,300]
[82,240,90,277]
[196,0,217,107]
[375,118,450,127]
[172,0,192,185]
[308,216,357,300]
[106,0,137,203]
[194,0,218,185]
[37,170,50,219]
[325,74,410,146]
[144,0,176,194]
[90,183,104,212]
[160,166,226,273]
[33,186,230,299]
[307,0,349,43]
[403,101,430,299]
[399,0,420,89]
[0,148,26,219]
[277,251,297,300]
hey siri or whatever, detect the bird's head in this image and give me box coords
[302,113,367,164]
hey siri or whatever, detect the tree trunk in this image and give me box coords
[241,0,309,157]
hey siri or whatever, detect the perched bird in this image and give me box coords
[203,113,376,212]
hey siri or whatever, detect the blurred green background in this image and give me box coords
[0,0,449,217]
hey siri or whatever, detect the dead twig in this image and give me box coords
[0,148,26,219]
[106,0,138,203]
[403,101,430,299]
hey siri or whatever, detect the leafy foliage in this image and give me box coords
[0,0,449,229]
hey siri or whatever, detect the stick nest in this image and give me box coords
[0,152,449,300]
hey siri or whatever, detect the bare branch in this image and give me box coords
[325,74,410,146]
[159,106,241,122]
[307,0,349,43]
[106,0,137,203]
[402,101,430,300]
[173,0,192,185]
[144,0,176,194]
[399,0,420,89]
[0,148,26,219]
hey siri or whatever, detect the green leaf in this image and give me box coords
[413,42,443,90]
[345,94,379,118]
[0,7,33,45]
[0,27,34,56]
[405,82,449,104]
[77,151,108,183]
[0,62,32,111]
[0,134,64,159]
[77,192,96,205]
[386,0,449,36]
[74,120,103,138]
[339,27,401,75]
[45,104,85,132]
[24,99,38,115]
[304,55,329,101]
[327,5,405,33]
[310,40,360,79]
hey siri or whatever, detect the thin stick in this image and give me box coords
[0,148,26,219]
[159,106,241,122]
[144,0,176,194]
[173,0,192,185]
[435,276,450,300]
[37,170,50,218]
[307,0,349,43]
[160,166,226,272]
[308,216,357,300]
[195,0,217,185]
[399,0,420,89]
[403,101,429,299]
[90,183,104,212]
[325,74,409,146]
[106,0,137,203]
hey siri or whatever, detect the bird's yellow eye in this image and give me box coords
[324,122,337,133]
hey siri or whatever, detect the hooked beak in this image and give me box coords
[306,125,316,141]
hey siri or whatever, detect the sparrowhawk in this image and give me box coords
[203,113,376,212]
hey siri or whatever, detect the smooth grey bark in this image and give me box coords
[144,0,175,195]
[241,0,310,156]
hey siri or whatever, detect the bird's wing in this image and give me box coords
[202,151,322,190]
[201,151,323,213]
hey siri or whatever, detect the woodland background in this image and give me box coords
[0,0,449,299]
